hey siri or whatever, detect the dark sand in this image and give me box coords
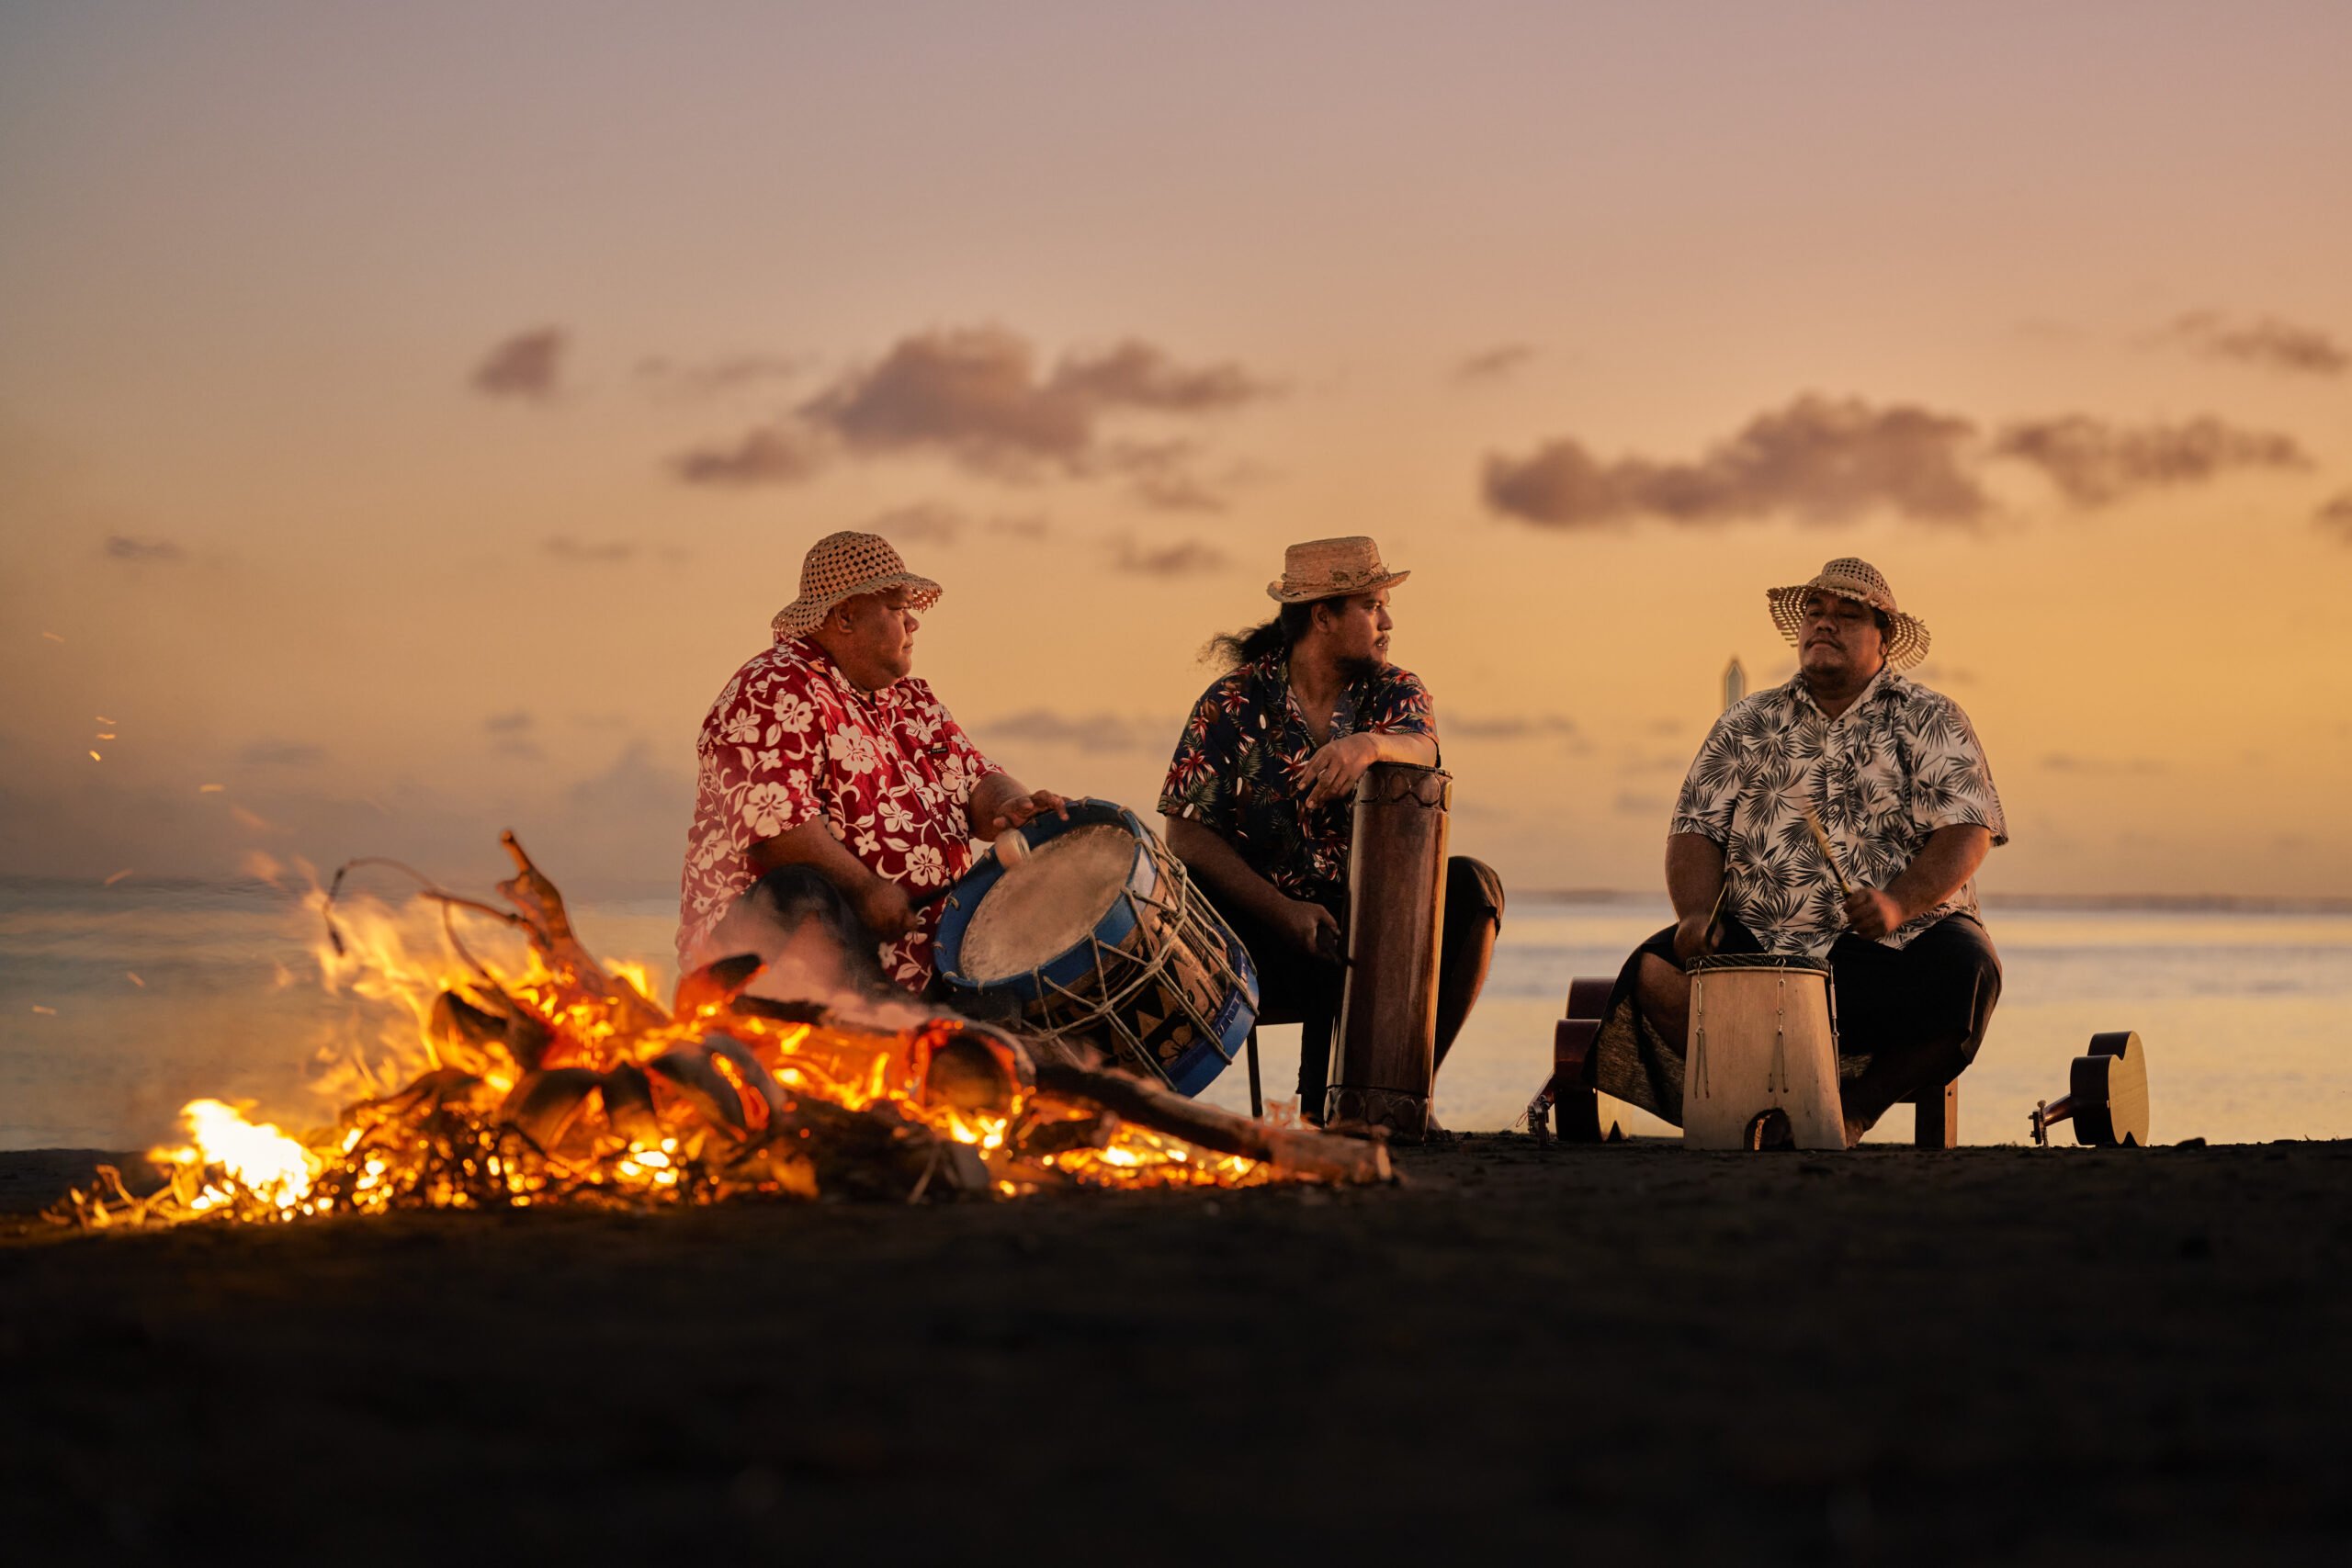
[4,1137,2346,1563]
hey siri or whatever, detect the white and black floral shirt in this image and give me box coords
[1671,669,2007,957]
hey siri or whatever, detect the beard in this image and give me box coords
[1335,652,1385,685]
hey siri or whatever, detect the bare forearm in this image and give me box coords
[747,818,886,898]
[967,771,1028,838]
[1884,824,1993,922]
[1367,729,1438,768]
[1165,816,1294,928]
[1666,833,1726,924]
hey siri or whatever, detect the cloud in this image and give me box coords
[237,739,325,767]
[1110,536,1227,576]
[102,535,188,565]
[2041,752,2166,776]
[1991,415,2309,506]
[1454,344,1537,382]
[470,327,567,400]
[485,710,539,760]
[1613,790,1668,817]
[861,502,966,544]
[669,423,831,486]
[634,353,804,400]
[2163,311,2347,377]
[986,513,1052,539]
[1484,394,1988,527]
[671,327,1273,509]
[981,708,1174,754]
[543,536,637,564]
[1448,713,1581,743]
[2317,491,2352,539]
[564,739,688,819]
[485,711,534,735]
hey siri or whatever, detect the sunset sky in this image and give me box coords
[5,1,2348,906]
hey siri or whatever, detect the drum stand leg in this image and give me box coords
[1246,1027,1263,1120]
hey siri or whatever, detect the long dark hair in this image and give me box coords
[1203,600,1320,668]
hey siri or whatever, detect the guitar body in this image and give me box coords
[2068,1031,2151,1147]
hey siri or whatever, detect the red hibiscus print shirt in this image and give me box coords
[677,635,1002,988]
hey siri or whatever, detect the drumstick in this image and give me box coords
[1798,805,1854,898]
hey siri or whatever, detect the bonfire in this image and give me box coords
[52,835,1388,1231]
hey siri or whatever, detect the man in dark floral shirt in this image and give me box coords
[1159,536,1503,1121]
[1583,558,2005,1145]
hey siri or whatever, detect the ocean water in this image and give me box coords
[3,879,2346,1151]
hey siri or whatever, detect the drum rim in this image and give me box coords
[1687,953,1831,975]
[932,798,1152,996]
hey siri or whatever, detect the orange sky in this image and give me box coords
[4,2,2348,901]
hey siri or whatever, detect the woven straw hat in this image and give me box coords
[1267,536,1410,604]
[1767,558,1930,671]
[771,531,943,640]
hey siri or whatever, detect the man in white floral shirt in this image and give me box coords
[676,532,1065,991]
[1581,558,2007,1145]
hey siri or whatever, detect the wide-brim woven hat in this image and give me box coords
[1267,536,1410,603]
[1767,557,1930,671]
[772,531,943,639]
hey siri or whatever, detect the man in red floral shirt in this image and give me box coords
[677,532,1065,991]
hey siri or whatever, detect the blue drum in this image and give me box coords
[932,801,1259,1097]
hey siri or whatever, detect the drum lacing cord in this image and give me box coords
[1690,978,1710,1100]
[1013,868,1244,1087]
[1769,975,1791,1094]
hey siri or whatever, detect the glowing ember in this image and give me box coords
[51,833,1386,1231]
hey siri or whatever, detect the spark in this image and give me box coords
[42,631,65,643]
[88,750,103,762]
[103,868,134,886]
[96,715,118,724]
[127,973,147,988]
[199,784,225,793]
[96,732,118,740]
[31,1005,57,1016]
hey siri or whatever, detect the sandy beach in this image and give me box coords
[5,1135,2346,1563]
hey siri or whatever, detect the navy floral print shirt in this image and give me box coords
[1158,651,1437,913]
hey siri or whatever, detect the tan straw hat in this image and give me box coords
[1767,557,1931,671]
[1267,536,1410,604]
[771,531,944,639]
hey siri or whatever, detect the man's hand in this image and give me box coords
[1278,897,1343,964]
[854,876,916,942]
[989,788,1070,835]
[1303,733,1381,811]
[1671,912,1720,963]
[1842,887,1904,941]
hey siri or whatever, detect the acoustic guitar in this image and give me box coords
[2030,1031,2151,1147]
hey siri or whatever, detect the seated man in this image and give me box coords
[1159,536,1503,1120]
[676,530,1064,992]
[1584,558,2006,1145]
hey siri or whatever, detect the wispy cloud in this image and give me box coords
[670,326,1275,509]
[1485,395,1987,527]
[1110,536,1227,576]
[470,327,567,400]
[486,709,541,761]
[2161,310,2347,377]
[861,502,966,543]
[981,708,1176,754]
[1454,344,1537,383]
[543,536,637,564]
[2315,491,2352,540]
[2041,752,2167,776]
[634,352,804,401]
[1486,394,2312,525]
[669,423,830,486]
[1992,415,2309,507]
[102,535,188,565]
[1448,713,1582,745]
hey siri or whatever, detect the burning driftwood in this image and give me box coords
[52,834,1389,1231]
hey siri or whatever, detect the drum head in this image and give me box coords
[933,800,1152,997]
[1688,953,1830,976]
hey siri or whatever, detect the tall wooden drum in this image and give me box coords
[1326,762,1451,1139]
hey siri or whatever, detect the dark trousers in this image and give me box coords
[1217,857,1505,1115]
